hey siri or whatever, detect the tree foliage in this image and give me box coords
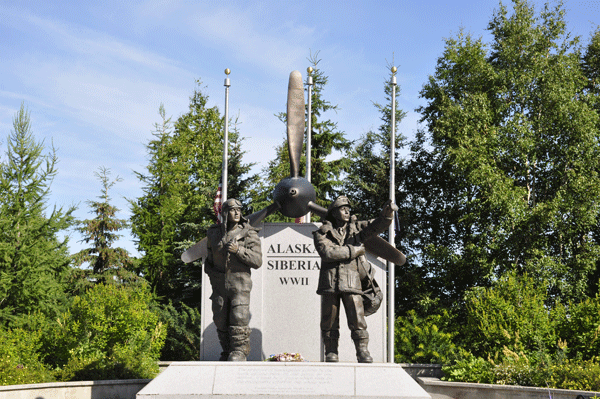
[0,104,75,327]
[157,301,201,361]
[411,0,600,308]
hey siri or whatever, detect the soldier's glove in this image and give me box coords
[349,244,366,259]
[380,199,399,219]
[355,245,366,257]
[225,239,240,254]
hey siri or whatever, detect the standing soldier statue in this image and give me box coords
[313,196,398,363]
[204,198,262,361]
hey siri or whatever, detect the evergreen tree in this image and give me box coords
[70,167,137,293]
[582,28,600,100]
[413,0,600,308]
[130,83,254,306]
[0,104,75,326]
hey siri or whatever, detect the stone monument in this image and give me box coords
[144,70,428,399]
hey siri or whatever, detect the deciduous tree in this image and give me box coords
[413,0,600,307]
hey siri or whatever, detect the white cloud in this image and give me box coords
[23,13,189,76]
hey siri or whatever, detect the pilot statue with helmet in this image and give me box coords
[313,195,397,363]
[205,198,262,361]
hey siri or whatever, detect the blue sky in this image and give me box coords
[1,0,599,256]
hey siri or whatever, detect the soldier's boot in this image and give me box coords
[217,329,230,361]
[228,326,251,361]
[352,330,373,363]
[323,330,339,362]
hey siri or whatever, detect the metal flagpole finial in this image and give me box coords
[391,66,397,86]
[224,68,231,87]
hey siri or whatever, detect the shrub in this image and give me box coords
[558,293,600,360]
[52,283,166,381]
[157,301,201,361]
[444,348,600,391]
[548,358,600,391]
[0,327,54,386]
[492,348,552,387]
[395,309,459,364]
[442,350,495,383]
[464,272,558,357]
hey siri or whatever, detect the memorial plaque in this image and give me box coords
[213,364,353,395]
[200,223,387,362]
[137,362,431,399]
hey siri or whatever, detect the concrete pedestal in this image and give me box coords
[137,362,431,399]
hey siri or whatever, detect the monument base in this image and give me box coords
[137,361,431,399]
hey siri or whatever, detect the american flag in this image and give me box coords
[213,179,223,223]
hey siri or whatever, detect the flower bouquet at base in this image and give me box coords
[265,352,306,362]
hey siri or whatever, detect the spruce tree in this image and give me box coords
[342,67,426,314]
[303,52,351,205]
[70,167,137,293]
[0,104,75,326]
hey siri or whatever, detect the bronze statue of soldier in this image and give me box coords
[204,198,262,361]
[313,196,398,363]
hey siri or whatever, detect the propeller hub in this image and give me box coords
[273,177,316,218]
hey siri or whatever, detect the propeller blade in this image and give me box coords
[287,70,304,178]
[364,235,407,266]
[247,202,281,227]
[307,201,327,218]
[181,238,208,264]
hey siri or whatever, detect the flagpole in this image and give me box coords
[387,66,397,363]
[222,68,231,204]
[305,66,313,223]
